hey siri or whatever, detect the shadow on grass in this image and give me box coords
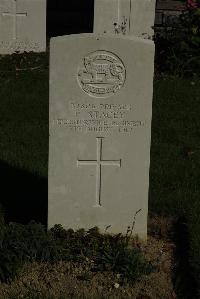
[174,217,197,299]
[0,160,47,226]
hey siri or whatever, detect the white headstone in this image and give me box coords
[0,0,46,54]
[48,34,154,239]
[94,0,156,39]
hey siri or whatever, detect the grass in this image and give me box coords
[0,53,49,177]
[150,77,200,215]
[0,53,200,297]
[150,77,200,297]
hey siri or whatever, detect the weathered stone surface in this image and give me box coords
[48,34,154,238]
[130,0,156,39]
[0,0,46,54]
[94,0,156,39]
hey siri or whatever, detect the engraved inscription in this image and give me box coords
[77,51,126,98]
[0,40,40,51]
[53,101,145,134]
[2,0,27,40]
[54,118,144,133]
[77,137,121,207]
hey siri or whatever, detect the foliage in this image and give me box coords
[50,225,152,282]
[94,239,152,281]
[0,222,152,283]
[0,222,58,281]
[154,0,200,77]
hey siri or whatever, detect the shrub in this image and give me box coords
[154,0,200,77]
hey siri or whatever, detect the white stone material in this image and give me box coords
[0,0,46,54]
[94,0,156,39]
[131,0,156,39]
[48,34,155,239]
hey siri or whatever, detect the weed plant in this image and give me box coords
[0,222,152,283]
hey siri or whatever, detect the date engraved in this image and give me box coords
[54,118,144,133]
[53,101,144,134]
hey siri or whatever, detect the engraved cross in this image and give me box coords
[2,0,27,40]
[77,137,121,207]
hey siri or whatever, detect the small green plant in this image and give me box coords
[50,211,153,282]
[92,210,152,281]
[0,220,152,283]
[94,235,152,281]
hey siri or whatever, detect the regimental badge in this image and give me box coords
[77,50,126,98]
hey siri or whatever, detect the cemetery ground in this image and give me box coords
[0,52,200,299]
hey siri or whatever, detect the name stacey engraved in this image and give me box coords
[52,101,145,134]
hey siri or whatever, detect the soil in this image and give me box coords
[0,216,177,299]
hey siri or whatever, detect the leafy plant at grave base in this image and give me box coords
[93,236,153,282]
[154,0,200,77]
[49,210,153,282]
[0,220,152,283]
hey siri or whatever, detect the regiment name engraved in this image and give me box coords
[53,101,145,134]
